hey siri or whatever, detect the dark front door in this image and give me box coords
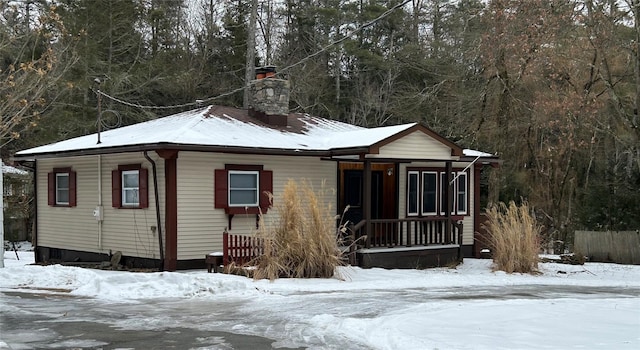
[341,169,384,227]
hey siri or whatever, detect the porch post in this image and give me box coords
[445,161,452,243]
[157,149,179,271]
[363,159,372,248]
[473,163,482,257]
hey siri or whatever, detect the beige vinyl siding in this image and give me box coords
[176,152,337,260]
[37,157,98,252]
[36,153,165,259]
[368,131,453,159]
[397,162,475,246]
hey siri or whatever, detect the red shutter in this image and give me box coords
[139,168,149,208]
[214,169,228,209]
[69,171,77,207]
[112,170,121,208]
[47,172,55,206]
[260,170,273,212]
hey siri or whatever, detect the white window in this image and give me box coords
[228,171,259,206]
[421,171,438,215]
[122,170,140,206]
[407,171,419,216]
[407,169,468,216]
[456,172,468,215]
[56,173,70,205]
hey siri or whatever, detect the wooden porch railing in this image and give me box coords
[223,231,265,266]
[221,218,463,268]
[350,217,463,249]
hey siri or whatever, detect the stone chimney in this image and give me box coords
[249,66,290,127]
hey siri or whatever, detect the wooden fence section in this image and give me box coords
[574,230,640,265]
[223,232,265,266]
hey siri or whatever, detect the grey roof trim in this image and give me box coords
[13,142,373,160]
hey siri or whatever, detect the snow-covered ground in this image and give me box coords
[1,248,639,349]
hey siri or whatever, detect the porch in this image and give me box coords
[218,154,483,270]
[346,217,463,268]
[220,217,463,270]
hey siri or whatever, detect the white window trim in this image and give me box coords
[122,170,140,207]
[55,172,70,205]
[228,170,259,207]
[408,169,469,217]
[456,172,468,215]
[407,171,420,216]
[421,171,438,216]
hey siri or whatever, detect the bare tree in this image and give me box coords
[1,4,78,147]
[0,4,77,267]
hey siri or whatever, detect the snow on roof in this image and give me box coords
[2,162,28,175]
[16,106,417,156]
[463,149,495,157]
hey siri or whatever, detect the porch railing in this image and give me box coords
[350,217,463,249]
[221,218,463,268]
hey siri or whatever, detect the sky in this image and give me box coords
[1,247,639,349]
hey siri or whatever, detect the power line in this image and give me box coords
[92,87,214,110]
[277,0,413,75]
[97,0,414,111]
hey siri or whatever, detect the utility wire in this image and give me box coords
[92,87,216,110]
[96,0,414,111]
[277,0,412,75]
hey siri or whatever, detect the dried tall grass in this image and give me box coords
[250,179,343,280]
[484,200,541,274]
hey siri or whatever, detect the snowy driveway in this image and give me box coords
[1,253,639,349]
[1,283,639,349]
[1,291,282,349]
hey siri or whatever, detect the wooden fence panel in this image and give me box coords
[574,231,640,265]
[223,232,265,266]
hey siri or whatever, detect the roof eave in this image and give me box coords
[459,155,503,168]
[13,143,373,160]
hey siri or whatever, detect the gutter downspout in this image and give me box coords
[97,155,102,250]
[143,151,165,271]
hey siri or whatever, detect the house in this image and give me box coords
[2,161,32,242]
[14,68,499,271]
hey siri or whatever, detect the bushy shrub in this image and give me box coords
[250,179,343,280]
[484,200,541,274]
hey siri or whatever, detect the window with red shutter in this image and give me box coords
[47,167,77,207]
[112,164,149,209]
[215,165,273,214]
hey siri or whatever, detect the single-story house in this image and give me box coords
[14,70,499,271]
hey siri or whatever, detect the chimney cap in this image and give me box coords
[255,66,277,75]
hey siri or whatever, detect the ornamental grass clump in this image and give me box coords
[484,200,541,274]
[250,179,343,280]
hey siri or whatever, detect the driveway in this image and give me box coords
[1,285,638,349]
[0,291,290,350]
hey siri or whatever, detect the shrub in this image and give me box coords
[483,200,541,274]
[250,179,343,280]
